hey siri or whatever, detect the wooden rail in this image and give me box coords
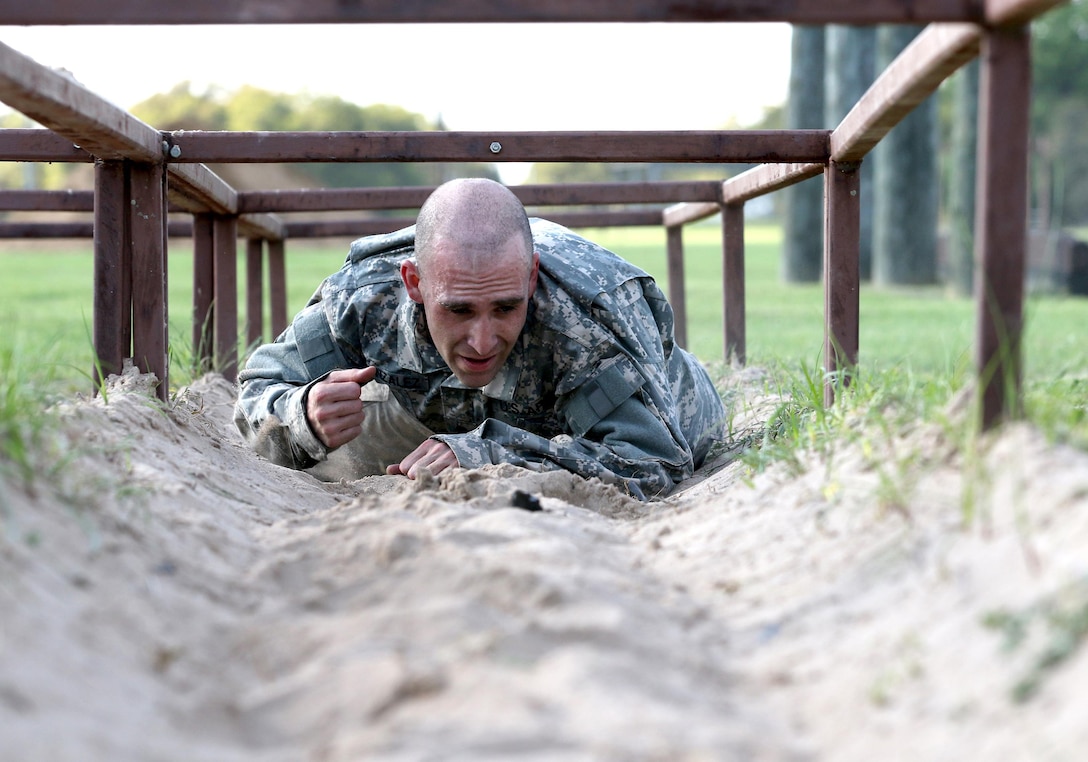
[0,0,986,25]
[831,23,981,162]
[165,130,830,165]
[237,181,723,213]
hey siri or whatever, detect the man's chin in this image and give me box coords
[452,363,498,388]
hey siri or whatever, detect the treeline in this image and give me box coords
[130,84,498,188]
[0,84,498,190]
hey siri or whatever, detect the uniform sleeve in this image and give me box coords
[233,302,346,469]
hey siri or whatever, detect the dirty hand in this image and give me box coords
[387,439,458,479]
[305,367,378,449]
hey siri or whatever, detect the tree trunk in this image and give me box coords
[873,25,940,286]
[825,25,877,281]
[947,59,979,296]
[783,25,825,283]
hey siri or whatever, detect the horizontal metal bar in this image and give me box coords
[238,180,724,213]
[986,0,1068,25]
[0,188,94,211]
[720,162,824,204]
[0,0,984,25]
[0,41,163,161]
[0,220,193,238]
[167,130,830,164]
[663,201,721,228]
[831,23,980,162]
[0,129,92,162]
[283,208,668,239]
[284,218,415,238]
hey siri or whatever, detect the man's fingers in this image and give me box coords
[387,440,457,479]
[327,366,377,387]
[313,398,365,440]
[306,367,381,448]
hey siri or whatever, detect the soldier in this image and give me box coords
[234,178,724,499]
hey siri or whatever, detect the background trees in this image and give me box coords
[130,84,498,189]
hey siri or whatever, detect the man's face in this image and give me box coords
[402,235,539,388]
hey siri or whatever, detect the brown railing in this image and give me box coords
[0,0,1068,431]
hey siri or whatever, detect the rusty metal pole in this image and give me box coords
[975,25,1030,429]
[268,238,288,338]
[92,160,129,386]
[191,213,214,375]
[213,215,239,381]
[721,202,746,365]
[245,237,264,349]
[665,224,688,349]
[823,160,862,406]
[128,161,169,401]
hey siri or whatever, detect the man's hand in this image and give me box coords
[387,439,458,479]
[305,367,378,449]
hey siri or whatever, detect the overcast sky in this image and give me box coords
[0,23,793,182]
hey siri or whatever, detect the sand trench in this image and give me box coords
[2,368,1087,760]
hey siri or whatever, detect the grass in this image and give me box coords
[0,221,1086,471]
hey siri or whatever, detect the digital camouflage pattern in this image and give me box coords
[234,219,725,499]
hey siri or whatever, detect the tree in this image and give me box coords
[872,25,939,286]
[130,82,228,131]
[130,84,499,189]
[824,25,877,281]
[783,26,826,283]
[1031,0,1088,227]
[226,85,294,131]
[946,60,978,296]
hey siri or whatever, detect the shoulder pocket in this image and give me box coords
[295,305,348,378]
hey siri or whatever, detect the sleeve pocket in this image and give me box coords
[562,354,644,438]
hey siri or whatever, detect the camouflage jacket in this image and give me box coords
[234,219,724,499]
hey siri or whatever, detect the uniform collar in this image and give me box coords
[393,298,446,374]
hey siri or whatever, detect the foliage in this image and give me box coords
[0,339,65,487]
[1031,0,1088,131]
[132,81,229,131]
[129,83,500,189]
[1031,0,1088,226]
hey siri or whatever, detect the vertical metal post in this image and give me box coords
[665,224,688,349]
[975,25,1030,429]
[268,238,288,338]
[722,202,746,365]
[93,160,128,384]
[128,161,169,401]
[245,237,264,348]
[823,160,861,406]
[192,213,215,375]
[213,215,239,381]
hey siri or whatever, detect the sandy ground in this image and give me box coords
[2,366,1087,761]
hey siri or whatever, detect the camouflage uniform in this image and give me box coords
[234,219,725,499]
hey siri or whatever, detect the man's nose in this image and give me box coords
[466,316,498,354]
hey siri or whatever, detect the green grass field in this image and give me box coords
[1,221,1085,401]
[1,220,1086,482]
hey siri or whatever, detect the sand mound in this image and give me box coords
[2,367,1086,760]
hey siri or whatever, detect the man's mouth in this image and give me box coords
[460,355,495,372]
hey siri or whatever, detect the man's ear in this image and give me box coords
[528,251,540,296]
[401,259,425,303]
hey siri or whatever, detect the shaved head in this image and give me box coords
[402,178,540,387]
[415,178,534,273]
